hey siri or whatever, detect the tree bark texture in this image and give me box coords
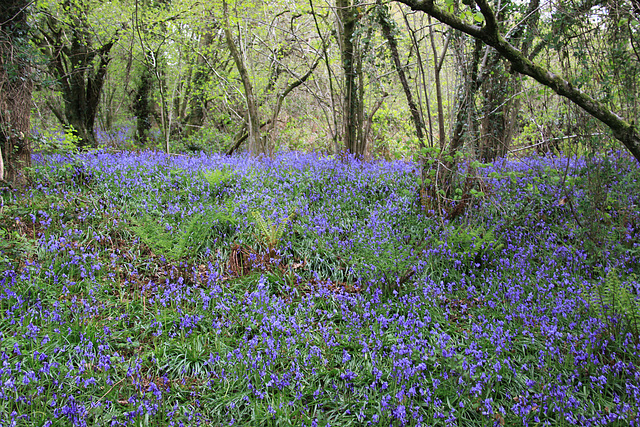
[337,0,362,156]
[184,30,215,138]
[395,0,640,163]
[132,56,154,145]
[479,54,517,161]
[449,35,482,157]
[429,19,450,149]
[0,0,32,186]
[478,0,539,161]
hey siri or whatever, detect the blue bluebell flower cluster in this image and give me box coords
[0,149,638,425]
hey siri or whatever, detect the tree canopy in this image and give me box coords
[3,0,636,165]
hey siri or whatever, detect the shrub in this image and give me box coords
[31,126,81,154]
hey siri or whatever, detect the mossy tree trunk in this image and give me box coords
[184,29,215,139]
[0,0,32,186]
[429,17,450,150]
[132,55,154,146]
[449,35,483,157]
[477,0,539,162]
[337,0,363,157]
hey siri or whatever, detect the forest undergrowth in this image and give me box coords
[0,149,639,426]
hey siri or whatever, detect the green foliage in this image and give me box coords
[31,126,81,154]
[251,210,297,252]
[0,227,36,266]
[131,210,237,261]
[0,192,48,266]
[577,154,629,221]
[583,269,640,336]
[566,153,640,267]
[276,114,324,152]
[416,146,490,217]
[202,167,237,196]
[157,335,213,378]
[437,225,504,269]
[370,107,416,159]
[180,126,231,153]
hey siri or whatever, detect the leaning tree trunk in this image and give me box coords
[396,0,640,164]
[0,0,32,186]
[378,6,425,142]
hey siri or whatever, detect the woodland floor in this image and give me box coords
[0,150,639,426]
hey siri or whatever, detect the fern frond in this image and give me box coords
[252,211,270,237]
[251,209,297,251]
[274,211,297,242]
[585,269,640,335]
[131,211,237,261]
[203,168,235,188]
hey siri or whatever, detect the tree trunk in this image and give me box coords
[449,35,483,156]
[478,0,539,161]
[429,19,451,149]
[479,54,511,161]
[0,0,32,186]
[311,0,340,154]
[378,6,425,141]
[132,57,154,145]
[355,26,372,156]
[269,58,321,153]
[184,30,214,138]
[66,34,113,148]
[223,0,263,155]
[337,0,361,156]
[37,14,116,148]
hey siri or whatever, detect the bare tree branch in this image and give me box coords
[394,0,640,163]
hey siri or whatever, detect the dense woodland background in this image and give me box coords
[1,0,640,171]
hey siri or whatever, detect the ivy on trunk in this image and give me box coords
[0,0,33,186]
[35,5,117,149]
